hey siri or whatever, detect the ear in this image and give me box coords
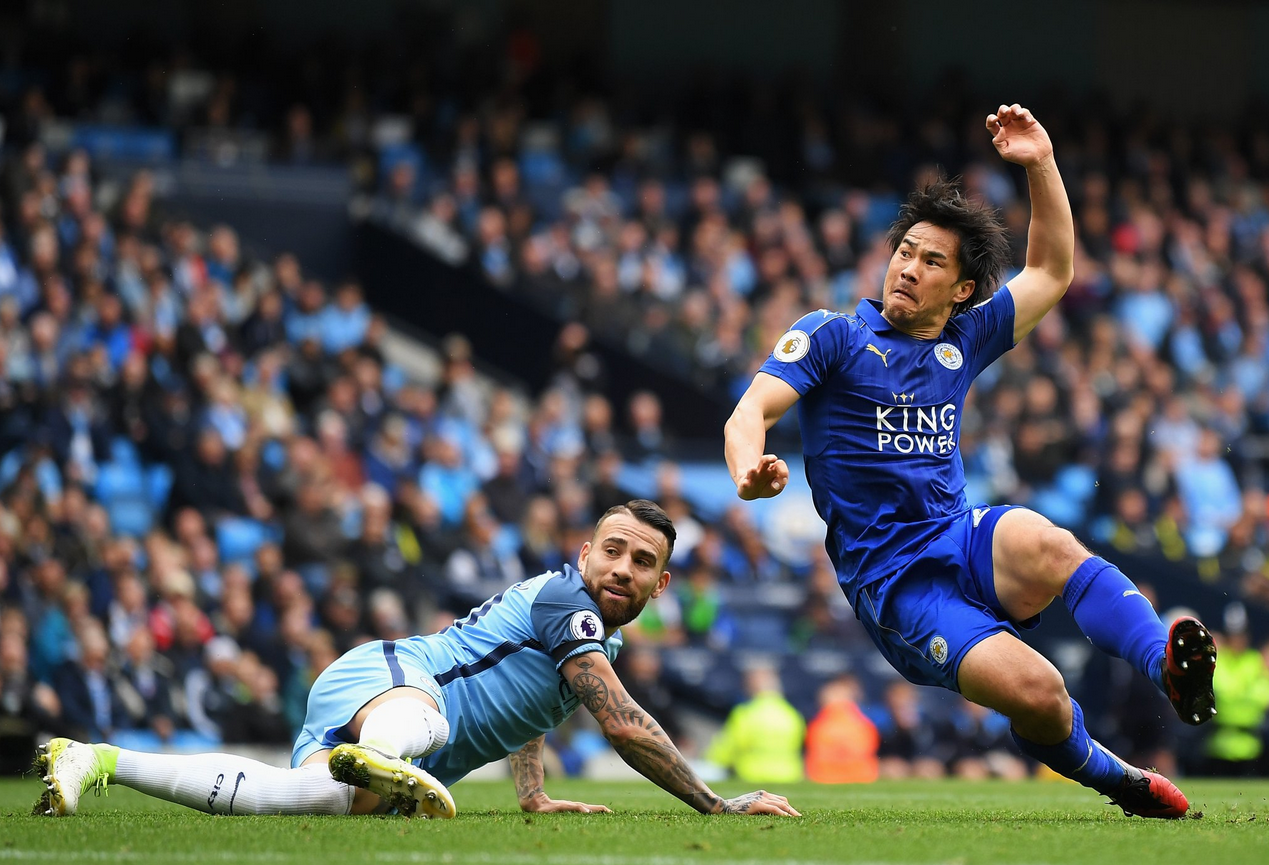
[577,541,591,572]
[953,278,975,305]
[650,569,671,599]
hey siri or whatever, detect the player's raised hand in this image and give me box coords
[986,103,1053,168]
[719,790,801,817]
[522,796,613,814]
[735,453,789,500]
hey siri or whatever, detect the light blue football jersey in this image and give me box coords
[757,288,1016,602]
[396,564,622,784]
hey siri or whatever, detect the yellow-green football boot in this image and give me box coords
[328,743,455,818]
[33,739,118,816]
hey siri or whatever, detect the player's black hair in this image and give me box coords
[886,174,1010,316]
[596,499,677,566]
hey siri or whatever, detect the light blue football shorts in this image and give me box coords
[291,639,446,768]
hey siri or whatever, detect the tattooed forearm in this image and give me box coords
[568,661,720,813]
[608,732,723,814]
[509,736,545,803]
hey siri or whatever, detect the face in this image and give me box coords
[882,222,975,334]
[577,512,671,629]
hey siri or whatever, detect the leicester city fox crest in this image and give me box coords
[929,636,949,665]
[934,343,964,370]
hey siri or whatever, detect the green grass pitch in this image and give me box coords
[3,777,1268,864]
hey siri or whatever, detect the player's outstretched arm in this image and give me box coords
[986,103,1075,343]
[509,735,612,814]
[725,372,800,501]
[562,653,800,817]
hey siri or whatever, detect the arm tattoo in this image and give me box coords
[571,671,609,714]
[509,736,545,803]
[568,661,721,814]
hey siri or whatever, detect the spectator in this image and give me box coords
[115,627,177,741]
[948,702,1029,781]
[51,622,125,741]
[705,665,805,784]
[618,646,686,746]
[805,675,879,784]
[171,428,248,520]
[1202,611,1269,776]
[0,631,61,774]
[1175,429,1243,557]
[875,681,950,780]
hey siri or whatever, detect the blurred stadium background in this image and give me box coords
[2,0,1269,789]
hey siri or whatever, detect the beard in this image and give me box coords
[583,569,651,628]
[592,587,649,628]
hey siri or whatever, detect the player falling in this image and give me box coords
[35,501,798,820]
[725,104,1215,818]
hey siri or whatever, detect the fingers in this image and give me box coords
[764,791,800,817]
[988,103,1034,129]
[770,458,788,492]
[746,790,801,817]
[556,800,612,813]
[746,791,796,811]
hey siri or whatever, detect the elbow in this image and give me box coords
[602,723,637,746]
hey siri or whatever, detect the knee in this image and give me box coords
[1038,527,1089,585]
[1011,664,1070,725]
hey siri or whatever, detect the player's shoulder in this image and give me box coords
[771,309,858,362]
[530,565,601,612]
[787,308,852,337]
[948,285,1014,330]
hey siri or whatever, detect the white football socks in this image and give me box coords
[113,751,354,815]
[358,697,451,759]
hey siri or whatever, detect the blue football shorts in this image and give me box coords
[291,638,446,768]
[853,503,1036,692]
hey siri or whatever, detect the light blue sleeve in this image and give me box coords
[528,570,606,668]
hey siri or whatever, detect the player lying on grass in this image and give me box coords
[725,104,1216,819]
[36,500,799,820]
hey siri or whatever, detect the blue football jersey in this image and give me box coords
[757,288,1016,600]
[394,564,621,784]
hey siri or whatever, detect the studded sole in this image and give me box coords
[328,744,455,819]
[1165,618,1217,726]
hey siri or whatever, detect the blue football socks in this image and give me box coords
[1011,698,1125,793]
[1062,556,1167,690]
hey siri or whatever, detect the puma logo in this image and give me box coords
[1122,590,1143,599]
[866,344,893,367]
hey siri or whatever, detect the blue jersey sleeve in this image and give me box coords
[529,566,607,667]
[757,310,852,395]
[954,286,1016,377]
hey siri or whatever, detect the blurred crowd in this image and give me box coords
[0,138,884,769]
[371,91,1269,589]
[4,35,1269,777]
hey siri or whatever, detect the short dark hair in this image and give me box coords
[595,499,676,567]
[886,174,1010,316]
